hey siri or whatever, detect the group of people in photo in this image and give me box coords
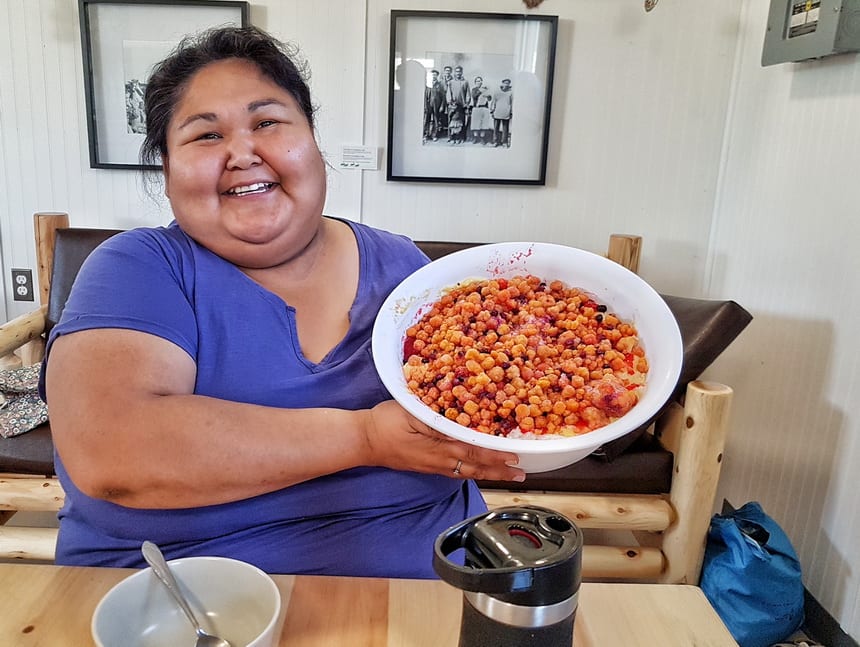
[423,64,513,147]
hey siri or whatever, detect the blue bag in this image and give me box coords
[700,501,805,647]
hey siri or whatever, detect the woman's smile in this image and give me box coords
[223,181,279,197]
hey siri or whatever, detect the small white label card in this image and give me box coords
[338,145,379,170]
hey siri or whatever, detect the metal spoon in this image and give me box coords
[141,541,233,647]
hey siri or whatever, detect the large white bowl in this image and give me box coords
[372,242,683,473]
[92,556,281,647]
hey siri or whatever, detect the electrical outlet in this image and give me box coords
[11,268,35,302]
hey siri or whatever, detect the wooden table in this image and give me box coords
[0,563,736,646]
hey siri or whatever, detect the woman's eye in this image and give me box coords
[195,132,221,141]
[256,119,277,129]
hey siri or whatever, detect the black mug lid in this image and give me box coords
[433,506,583,602]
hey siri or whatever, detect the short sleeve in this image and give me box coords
[46,228,198,360]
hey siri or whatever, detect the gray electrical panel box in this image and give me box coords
[762,0,860,66]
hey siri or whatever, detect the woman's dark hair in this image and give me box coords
[140,25,315,168]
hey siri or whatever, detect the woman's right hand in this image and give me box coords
[361,400,525,483]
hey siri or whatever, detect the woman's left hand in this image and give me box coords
[361,400,525,483]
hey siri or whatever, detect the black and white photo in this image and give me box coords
[79,0,249,169]
[387,11,558,184]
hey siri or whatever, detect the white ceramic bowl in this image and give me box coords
[372,242,683,473]
[92,556,281,647]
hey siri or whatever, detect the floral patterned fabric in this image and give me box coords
[0,363,48,438]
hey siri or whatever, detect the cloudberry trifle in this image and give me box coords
[402,275,648,438]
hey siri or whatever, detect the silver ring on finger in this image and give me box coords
[452,459,463,475]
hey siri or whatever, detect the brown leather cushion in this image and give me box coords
[477,431,673,494]
[414,240,481,261]
[0,422,54,475]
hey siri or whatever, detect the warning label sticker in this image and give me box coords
[788,0,821,38]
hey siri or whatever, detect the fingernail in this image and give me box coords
[505,459,520,467]
[513,473,526,482]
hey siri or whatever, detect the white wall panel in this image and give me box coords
[710,1,860,638]
[251,1,365,222]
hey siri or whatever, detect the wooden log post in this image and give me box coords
[583,545,664,580]
[0,475,65,512]
[0,474,64,561]
[481,491,672,531]
[14,213,69,365]
[606,234,642,274]
[656,381,733,584]
[0,527,58,561]
[34,212,70,307]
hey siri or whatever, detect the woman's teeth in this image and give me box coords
[227,182,274,196]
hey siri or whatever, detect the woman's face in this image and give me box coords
[163,58,327,269]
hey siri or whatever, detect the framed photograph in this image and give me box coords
[79,0,250,169]
[387,11,558,185]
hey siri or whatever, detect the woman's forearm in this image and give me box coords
[53,392,372,509]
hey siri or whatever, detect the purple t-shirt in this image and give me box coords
[42,219,486,577]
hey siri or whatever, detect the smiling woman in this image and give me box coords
[40,25,525,578]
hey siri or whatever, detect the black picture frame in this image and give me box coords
[387,10,558,185]
[79,0,250,170]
